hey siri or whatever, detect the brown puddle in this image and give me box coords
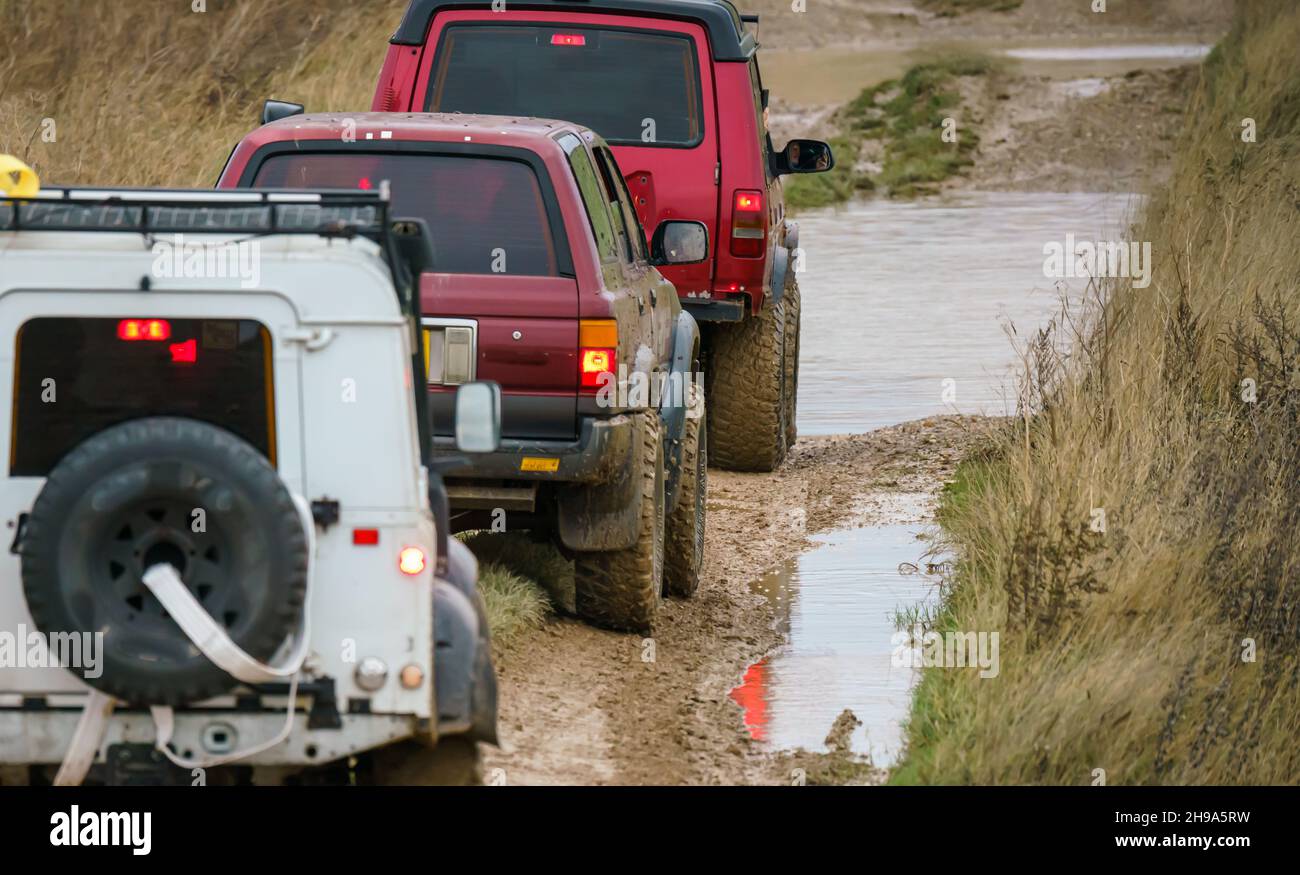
[731,512,947,766]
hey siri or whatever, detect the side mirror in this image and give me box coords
[650,220,709,266]
[454,381,501,453]
[262,99,305,126]
[771,139,835,176]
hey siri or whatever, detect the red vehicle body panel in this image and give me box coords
[372,6,783,316]
[216,113,637,440]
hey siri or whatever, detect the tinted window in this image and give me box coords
[12,318,273,475]
[595,146,649,264]
[559,134,619,263]
[430,25,702,147]
[254,152,559,276]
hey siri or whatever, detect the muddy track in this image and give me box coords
[484,416,985,785]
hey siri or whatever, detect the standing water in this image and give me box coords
[731,513,946,765]
[730,192,1136,762]
[794,191,1138,435]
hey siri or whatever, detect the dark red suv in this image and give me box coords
[218,112,707,633]
[371,0,833,471]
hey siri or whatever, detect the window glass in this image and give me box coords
[254,152,558,276]
[559,134,618,263]
[430,25,703,147]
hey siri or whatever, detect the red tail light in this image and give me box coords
[169,338,197,364]
[353,528,379,546]
[579,320,617,393]
[734,190,762,212]
[731,189,765,257]
[551,33,586,46]
[118,319,171,341]
[580,348,615,390]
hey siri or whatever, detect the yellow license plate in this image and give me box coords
[520,457,560,473]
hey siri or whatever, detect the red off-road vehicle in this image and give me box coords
[370,0,833,471]
[218,112,706,633]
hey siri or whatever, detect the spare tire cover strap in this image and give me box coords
[54,494,318,781]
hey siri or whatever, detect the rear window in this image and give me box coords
[429,25,703,147]
[253,152,559,276]
[12,318,273,476]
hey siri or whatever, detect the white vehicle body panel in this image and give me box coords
[0,229,438,766]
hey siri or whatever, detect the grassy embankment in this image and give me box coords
[893,0,1300,784]
[784,54,996,209]
[0,0,554,645]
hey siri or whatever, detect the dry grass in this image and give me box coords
[895,0,1300,785]
[0,0,406,186]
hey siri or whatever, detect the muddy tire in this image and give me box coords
[365,737,482,786]
[783,279,801,450]
[573,411,665,633]
[664,403,706,598]
[707,296,786,472]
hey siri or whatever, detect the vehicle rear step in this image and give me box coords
[446,483,538,513]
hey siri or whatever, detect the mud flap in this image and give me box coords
[556,411,646,552]
[769,245,789,309]
[768,221,800,310]
[661,310,700,511]
[432,578,498,745]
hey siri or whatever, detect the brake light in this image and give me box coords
[169,338,197,364]
[581,348,615,389]
[579,319,617,392]
[551,33,586,46]
[399,546,427,576]
[734,191,762,212]
[117,319,171,341]
[353,528,379,546]
[731,189,765,257]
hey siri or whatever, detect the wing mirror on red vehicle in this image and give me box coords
[771,139,835,176]
[454,381,502,453]
[650,220,709,266]
[261,99,305,126]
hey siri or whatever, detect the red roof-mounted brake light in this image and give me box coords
[551,33,587,46]
[117,319,171,342]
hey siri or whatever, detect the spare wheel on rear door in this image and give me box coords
[20,417,308,706]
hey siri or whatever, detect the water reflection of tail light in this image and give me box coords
[729,660,769,742]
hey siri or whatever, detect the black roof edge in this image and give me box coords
[390,0,757,60]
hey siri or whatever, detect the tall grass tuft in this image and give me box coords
[894,0,1300,785]
[0,0,406,186]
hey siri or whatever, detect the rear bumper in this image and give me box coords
[432,413,633,485]
[0,708,417,768]
[682,296,746,322]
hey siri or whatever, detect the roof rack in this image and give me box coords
[0,186,436,317]
[1,186,391,239]
[390,0,757,61]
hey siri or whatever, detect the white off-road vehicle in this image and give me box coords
[0,182,500,785]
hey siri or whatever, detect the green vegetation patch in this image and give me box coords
[785,53,995,209]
